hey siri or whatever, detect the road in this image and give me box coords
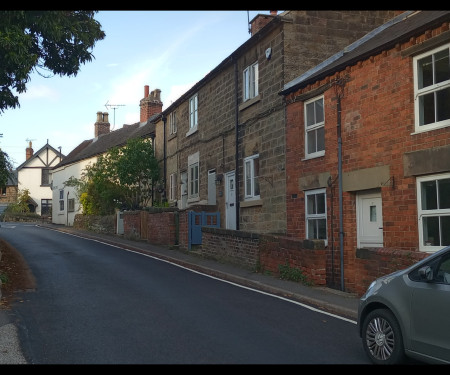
[0,223,369,364]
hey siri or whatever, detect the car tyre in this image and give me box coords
[362,308,405,364]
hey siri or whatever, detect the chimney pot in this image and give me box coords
[144,85,149,98]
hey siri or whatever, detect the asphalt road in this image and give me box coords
[0,223,369,364]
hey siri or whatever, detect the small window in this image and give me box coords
[243,62,259,101]
[244,154,260,200]
[42,169,50,185]
[169,173,177,201]
[169,110,177,135]
[414,44,450,133]
[189,94,198,129]
[188,162,199,198]
[68,198,75,212]
[417,173,450,251]
[41,199,52,216]
[305,188,327,244]
[1,186,6,196]
[304,96,325,158]
[59,189,64,211]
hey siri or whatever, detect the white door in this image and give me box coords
[356,190,383,248]
[225,171,236,230]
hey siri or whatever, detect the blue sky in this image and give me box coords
[1,10,273,168]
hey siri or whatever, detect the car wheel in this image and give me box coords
[362,308,405,364]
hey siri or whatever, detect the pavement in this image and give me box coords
[0,223,360,364]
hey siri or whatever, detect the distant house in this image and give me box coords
[280,10,450,294]
[16,141,63,216]
[0,170,18,214]
[51,88,162,226]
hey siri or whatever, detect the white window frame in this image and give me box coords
[188,162,199,199]
[243,62,259,101]
[59,189,64,211]
[416,173,450,252]
[169,110,177,135]
[169,173,177,201]
[244,154,260,200]
[189,94,198,130]
[304,95,325,159]
[305,188,327,245]
[413,43,450,133]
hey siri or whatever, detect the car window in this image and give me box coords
[435,254,450,284]
[409,252,450,284]
[409,256,441,282]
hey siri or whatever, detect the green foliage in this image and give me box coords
[4,188,31,213]
[0,272,8,284]
[278,263,313,285]
[0,150,14,190]
[0,11,105,113]
[67,137,160,215]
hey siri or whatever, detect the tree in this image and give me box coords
[66,137,160,215]
[0,11,105,113]
[0,150,14,189]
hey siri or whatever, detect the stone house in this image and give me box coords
[0,170,18,214]
[280,10,450,294]
[153,10,400,235]
[15,141,63,216]
[51,88,162,226]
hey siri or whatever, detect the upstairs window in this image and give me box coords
[304,96,325,158]
[169,110,177,135]
[243,62,259,101]
[305,188,327,245]
[244,154,260,200]
[414,44,450,132]
[59,189,64,211]
[169,173,177,201]
[41,168,50,185]
[189,94,198,130]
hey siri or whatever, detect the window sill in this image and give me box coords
[186,126,198,137]
[240,198,262,208]
[168,133,177,141]
[239,95,261,111]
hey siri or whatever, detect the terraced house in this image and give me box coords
[281,10,450,295]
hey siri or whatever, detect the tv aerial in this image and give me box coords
[105,100,125,129]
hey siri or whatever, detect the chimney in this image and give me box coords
[94,111,111,137]
[140,85,163,122]
[26,141,33,160]
[250,11,277,36]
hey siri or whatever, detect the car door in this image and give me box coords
[409,252,450,362]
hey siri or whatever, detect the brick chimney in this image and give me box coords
[140,85,163,122]
[26,141,33,160]
[94,111,110,137]
[250,10,277,36]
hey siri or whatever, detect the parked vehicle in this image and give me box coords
[357,245,450,364]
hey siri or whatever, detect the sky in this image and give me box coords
[1,10,275,168]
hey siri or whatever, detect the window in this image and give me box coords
[305,189,327,244]
[189,94,198,129]
[41,199,52,216]
[417,173,450,251]
[243,62,259,101]
[42,169,50,185]
[1,186,5,196]
[414,44,450,132]
[169,110,177,135]
[244,154,260,199]
[59,189,64,211]
[188,162,199,198]
[169,173,177,201]
[304,96,325,158]
[68,198,75,212]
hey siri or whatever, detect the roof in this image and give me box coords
[280,10,450,95]
[53,115,158,169]
[7,170,17,186]
[16,142,64,171]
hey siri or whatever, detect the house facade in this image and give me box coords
[280,10,450,293]
[16,141,63,216]
[0,170,18,214]
[154,10,401,234]
[51,90,162,226]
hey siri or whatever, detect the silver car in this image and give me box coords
[357,245,450,364]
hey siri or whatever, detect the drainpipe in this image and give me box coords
[162,115,167,203]
[66,191,69,226]
[234,57,240,230]
[337,95,344,291]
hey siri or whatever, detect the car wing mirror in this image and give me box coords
[418,266,433,281]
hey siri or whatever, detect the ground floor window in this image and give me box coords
[417,173,450,251]
[41,199,52,216]
[305,188,327,245]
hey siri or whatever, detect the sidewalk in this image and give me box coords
[44,224,360,321]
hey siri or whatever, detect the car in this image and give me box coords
[357,245,450,364]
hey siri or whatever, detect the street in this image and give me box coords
[0,223,369,364]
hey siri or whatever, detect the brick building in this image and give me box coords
[280,11,450,294]
[153,10,400,235]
